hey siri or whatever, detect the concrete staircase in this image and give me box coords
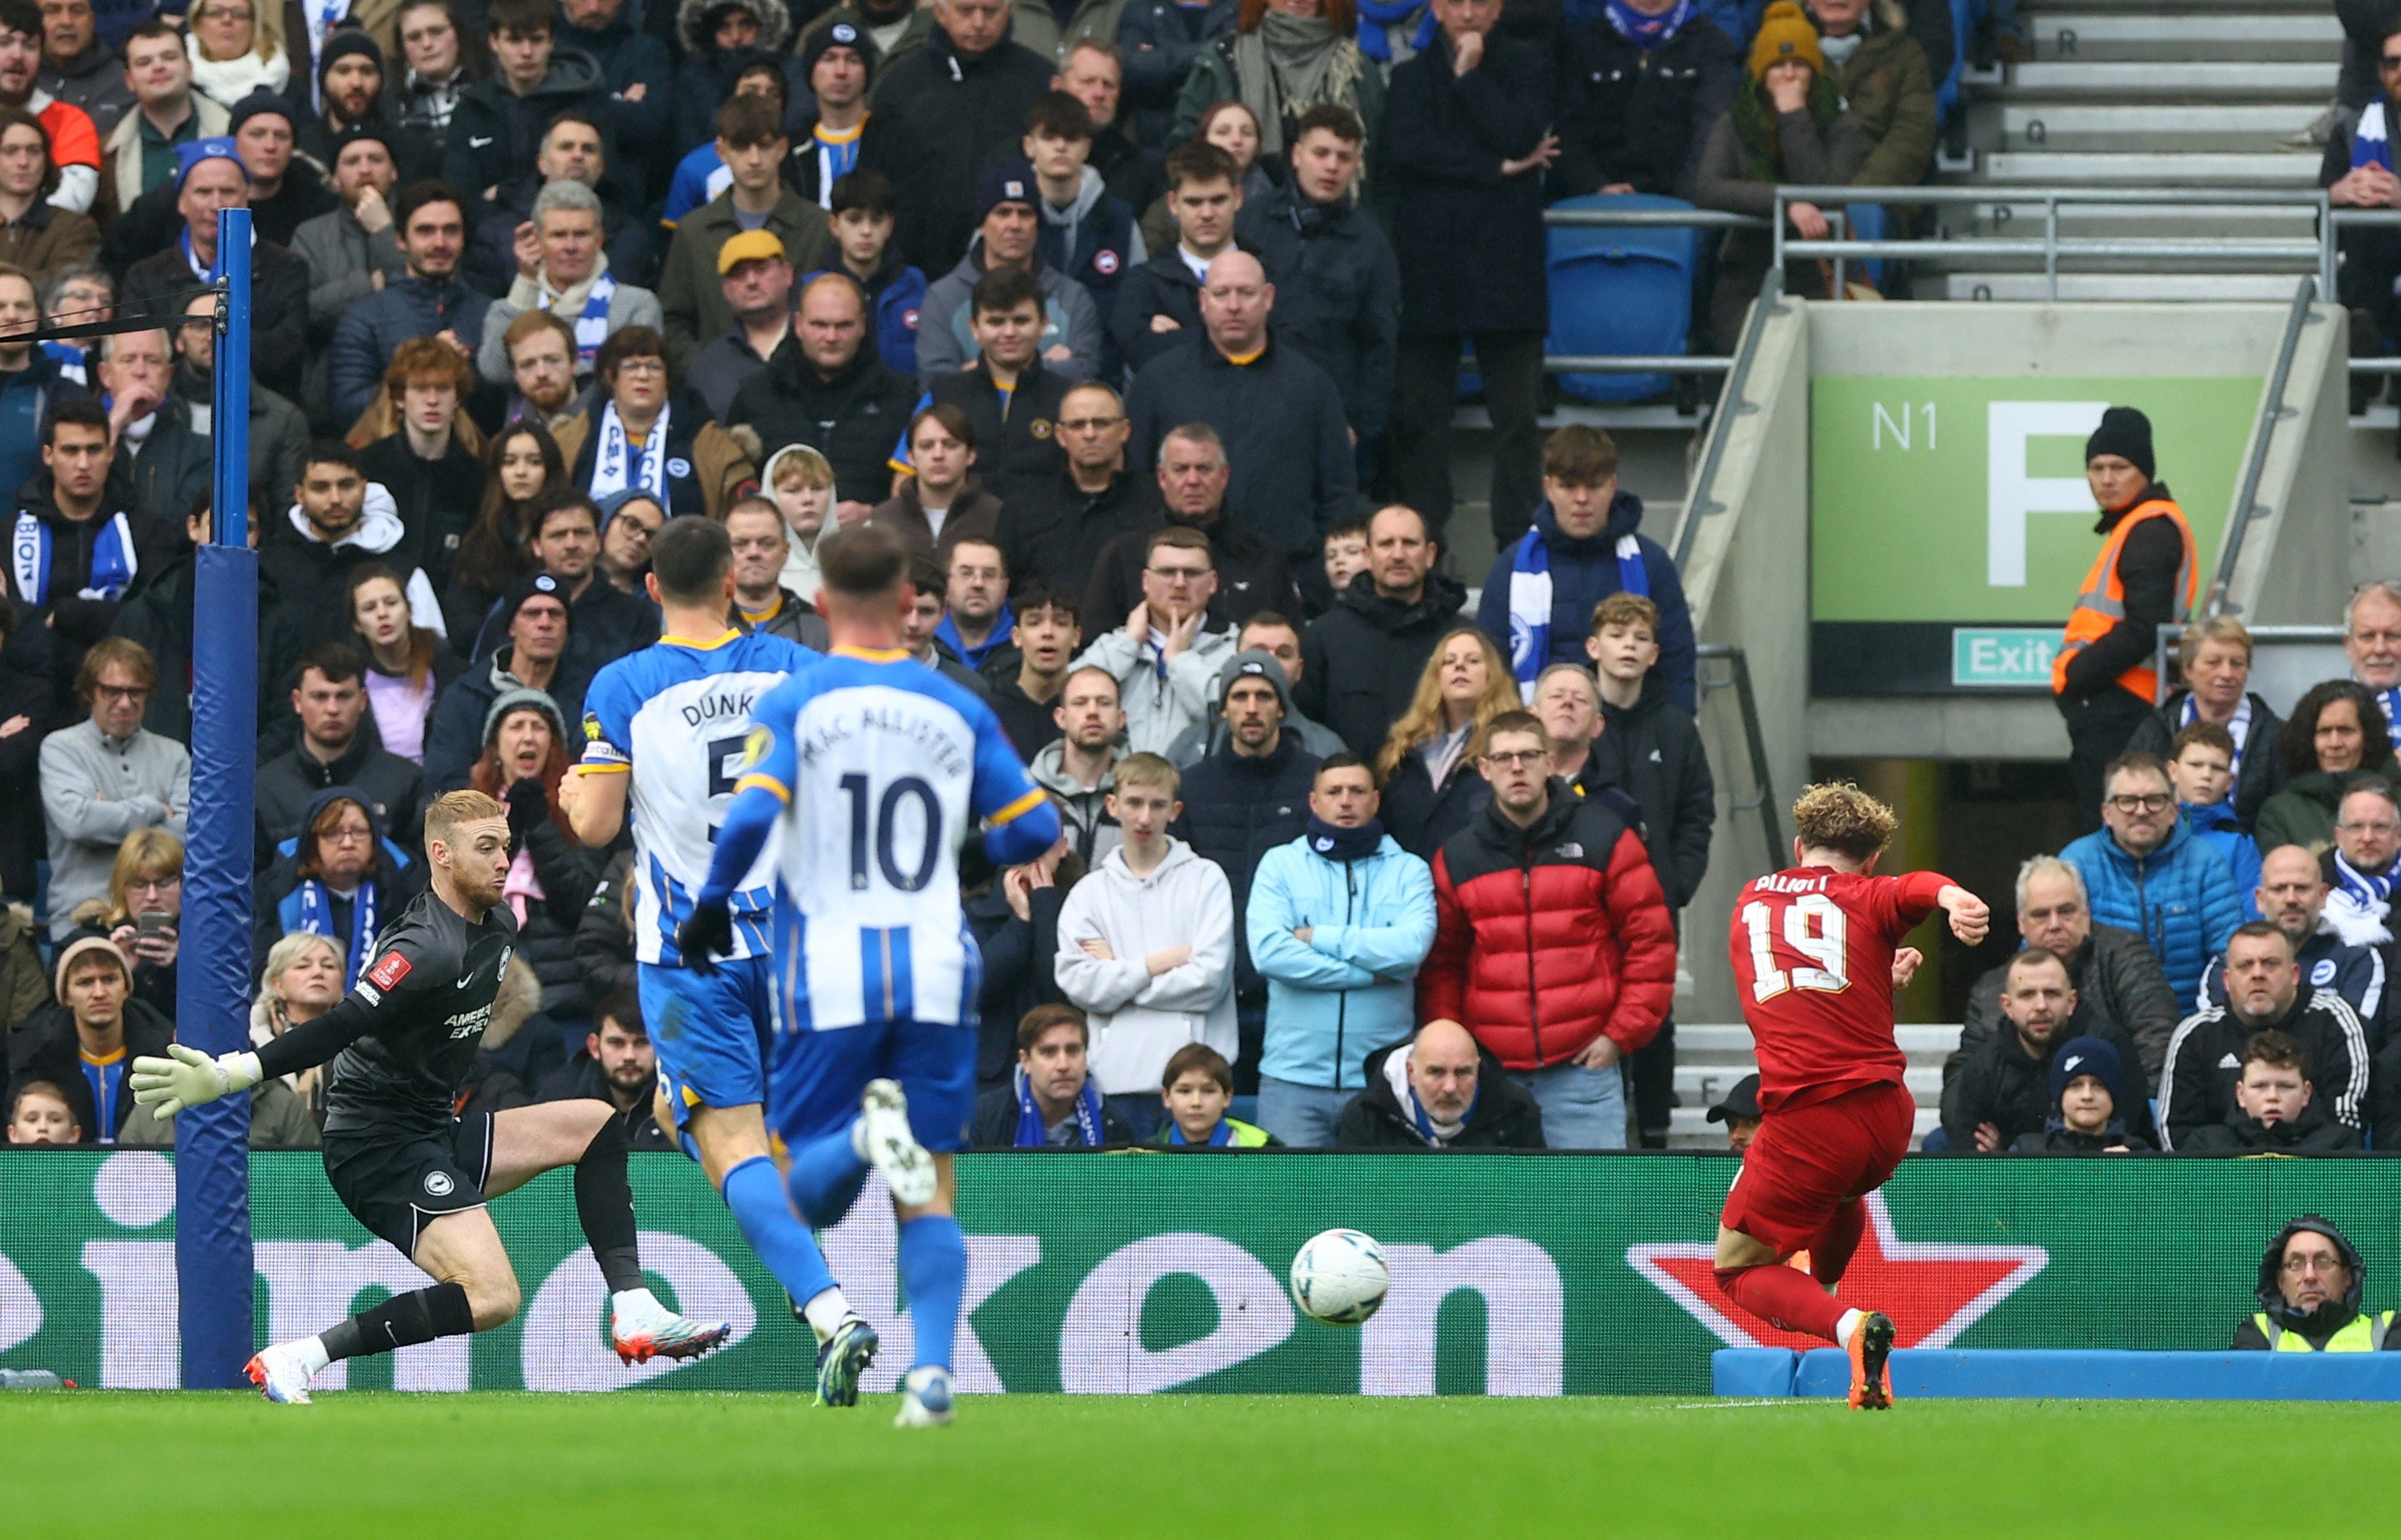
[1946,0,2340,300]
[1668,1024,1959,1149]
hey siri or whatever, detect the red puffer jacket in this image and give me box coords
[1416,784,1677,1069]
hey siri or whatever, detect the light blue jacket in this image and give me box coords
[2060,818,2243,1013]
[1248,832,1437,1093]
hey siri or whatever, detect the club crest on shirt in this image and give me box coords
[1094,249,1120,276]
[368,951,412,990]
[1029,417,1053,440]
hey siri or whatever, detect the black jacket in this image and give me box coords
[1237,184,1402,438]
[356,434,486,597]
[999,463,1162,601]
[728,339,919,509]
[423,646,595,794]
[105,160,336,277]
[2057,491,2187,704]
[1950,925,2184,1096]
[501,784,602,1020]
[254,735,425,867]
[122,235,313,403]
[111,398,213,532]
[466,172,658,299]
[985,668,1063,760]
[1295,571,1467,759]
[573,849,639,1006]
[1081,506,1300,637]
[1170,733,1321,1004]
[966,879,1071,1087]
[532,1046,677,1149]
[2123,689,2288,830]
[0,633,55,896]
[1108,249,1203,377]
[2181,1096,2361,1153]
[1381,739,1492,862]
[2010,1124,2151,1153]
[970,1079,1138,1148]
[7,999,175,1140]
[109,543,305,746]
[1333,1040,1546,1149]
[871,25,1059,271]
[1126,334,1355,559]
[440,49,617,200]
[929,359,1070,509]
[1942,1021,2154,1151]
[1589,672,1714,910]
[1,472,178,717]
[1383,31,1553,336]
[1554,10,1738,199]
[2157,987,2373,1149]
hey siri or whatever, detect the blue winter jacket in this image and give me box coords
[326,276,494,428]
[2060,819,2243,1013]
[1248,830,1437,1092]
[2184,800,2263,921]
[1476,490,1697,712]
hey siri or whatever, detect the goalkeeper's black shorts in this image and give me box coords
[323,1113,495,1259]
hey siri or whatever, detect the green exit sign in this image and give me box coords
[1952,628,2060,689]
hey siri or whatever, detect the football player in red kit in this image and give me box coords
[1714,783,1989,1409]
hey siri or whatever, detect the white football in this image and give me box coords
[1289,1228,1390,1326]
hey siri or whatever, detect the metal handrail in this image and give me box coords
[2150,624,2343,705]
[1697,643,1783,871]
[1674,267,1783,571]
[2208,276,2319,619]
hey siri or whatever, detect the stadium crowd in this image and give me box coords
[0,0,2380,1164]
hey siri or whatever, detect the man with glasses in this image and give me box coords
[1069,523,1236,756]
[2235,1217,2399,1350]
[2060,750,2243,1012]
[1415,710,1674,1150]
[2159,922,2370,1149]
[997,379,1159,599]
[38,636,187,940]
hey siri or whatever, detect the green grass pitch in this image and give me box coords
[11,1391,2401,1536]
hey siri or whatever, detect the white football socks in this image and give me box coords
[1835,1308,1864,1344]
[613,1286,665,1324]
[800,1287,852,1340]
[293,1337,332,1376]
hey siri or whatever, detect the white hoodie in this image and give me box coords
[1054,838,1237,1095]
[285,482,448,638]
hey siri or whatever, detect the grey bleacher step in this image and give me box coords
[1980,150,2320,185]
[1674,1064,1944,1102]
[1995,103,2324,153]
[1957,202,2322,240]
[1676,1022,1961,1057]
[2008,11,2338,62]
[1943,271,2316,300]
[1999,61,2335,99]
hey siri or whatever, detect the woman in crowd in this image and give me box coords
[565,329,755,522]
[252,788,421,985]
[350,562,464,766]
[2125,615,2287,828]
[1375,626,1519,860]
[445,417,564,645]
[595,490,667,596]
[2255,680,2401,852]
[1141,99,1277,256]
[87,828,182,1022]
[249,930,347,1125]
[468,689,600,1024]
[185,0,292,108]
[1172,0,1380,174]
[388,0,489,184]
[1692,3,1865,350]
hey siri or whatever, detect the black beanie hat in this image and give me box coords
[2084,406,2154,479]
[318,28,385,90]
[801,20,880,93]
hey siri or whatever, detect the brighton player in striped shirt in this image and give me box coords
[560,517,877,1405]
[1719,783,1988,1409]
[680,524,1060,1428]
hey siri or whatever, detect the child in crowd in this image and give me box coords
[820,170,927,380]
[766,443,837,600]
[1153,1043,1278,1148]
[2012,1036,2149,1153]
[6,1082,81,1145]
[1322,520,1369,597]
[2168,721,2261,919]
[2184,1031,2356,1152]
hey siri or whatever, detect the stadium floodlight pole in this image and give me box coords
[176,206,259,1390]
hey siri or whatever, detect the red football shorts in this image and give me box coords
[1718,1081,1916,1258]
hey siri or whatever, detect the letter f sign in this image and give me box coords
[1986,401,2109,588]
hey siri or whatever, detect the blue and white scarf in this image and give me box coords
[2329,850,2395,950]
[1355,0,1437,61]
[40,340,84,387]
[1165,1118,1236,1147]
[571,273,618,367]
[590,398,668,502]
[1013,1064,1106,1148]
[1603,0,1693,49]
[2355,102,2396,175]
[2374,686,2401,751]
[1505,526,1647,691]
[13,509,136,606]
[291,877,380,989]
[1383,1047,1473,1146]
[2177,693,2252,786]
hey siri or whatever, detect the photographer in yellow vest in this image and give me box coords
[2052,406,2198,830]
[2234,1215,2400,1352]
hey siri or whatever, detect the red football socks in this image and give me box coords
[1716,1262,1844,1342]
[1810,1199,1867,1291]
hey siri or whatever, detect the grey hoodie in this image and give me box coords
[1028,738,1123,866]
[1040,164,1147,273]
[916,241,1104,386]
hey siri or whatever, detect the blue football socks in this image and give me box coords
[721,1155,839,1311]
[783,1125,871,1230]
[897,1214,966,1374]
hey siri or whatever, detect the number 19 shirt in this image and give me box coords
[1727,868,1951,1114]
[735,646,1050,1030]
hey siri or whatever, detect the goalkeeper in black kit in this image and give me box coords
[131,789,731,1404]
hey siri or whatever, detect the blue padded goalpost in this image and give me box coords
[174,207,258,1390]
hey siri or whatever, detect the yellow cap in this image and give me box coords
[717,229,790,276]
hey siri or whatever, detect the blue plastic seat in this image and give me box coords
[1543,193,1701,403]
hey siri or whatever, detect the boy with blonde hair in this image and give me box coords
[765,443,837,600]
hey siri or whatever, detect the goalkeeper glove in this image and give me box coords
[129,1044,261,1117]
[677,900,734,976]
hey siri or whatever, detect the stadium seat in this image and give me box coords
[1543,193,1701,403]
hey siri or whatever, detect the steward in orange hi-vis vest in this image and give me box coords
[2052,406,2198,826]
